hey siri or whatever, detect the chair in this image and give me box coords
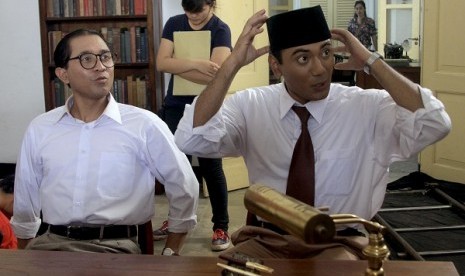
[138,221,154,254]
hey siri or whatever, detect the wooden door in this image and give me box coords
[215,0,269,92]
[420,0,465,184]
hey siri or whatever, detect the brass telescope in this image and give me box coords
[244,183,335,243]
[244,184,390,276]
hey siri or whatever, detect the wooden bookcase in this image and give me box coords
[38,0,158,112]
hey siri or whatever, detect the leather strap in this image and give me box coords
[48,224,137,240]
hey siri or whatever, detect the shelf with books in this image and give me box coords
[46,0,148,18]
[38,0,157,112]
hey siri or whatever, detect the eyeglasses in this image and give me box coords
[68,51,116,69]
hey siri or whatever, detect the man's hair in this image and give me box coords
[54,28,108,69]
[0,174,14,194]
[182,0,216,13]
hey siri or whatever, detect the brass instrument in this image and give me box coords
[244,183,335,244]
[244,184,390,276]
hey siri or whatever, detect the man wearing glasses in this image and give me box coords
[11,29,199,255]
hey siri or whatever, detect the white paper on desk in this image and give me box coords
[173,31,211,96]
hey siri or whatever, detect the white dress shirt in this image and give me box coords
[12,94,198,239]
[175,83,451,220]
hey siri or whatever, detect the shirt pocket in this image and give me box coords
[317,147,356,196]
[97,152,136,198]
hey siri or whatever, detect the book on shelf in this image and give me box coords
[126,75,135,105]
[130,26,136,63]
[135,75,147,108]
[139,27,147,62]
[135,26,141,62]
[117,26,148,64]
[120,28,130,63]
[106,0,115,16]
[112,28,121,62]
[51,78,72,107]
[111,75,148,109]
[115,0,122,15]
[134,0,146,15]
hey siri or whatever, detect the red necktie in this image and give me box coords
[286,106,315,206]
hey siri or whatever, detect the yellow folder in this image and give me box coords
[173,31,211,96]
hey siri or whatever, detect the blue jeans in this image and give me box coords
[161,105,229,231]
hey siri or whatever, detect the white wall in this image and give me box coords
[161,0,183,96]
[0,1,44,163]
[162,0,183,25]
[365,0,377,20]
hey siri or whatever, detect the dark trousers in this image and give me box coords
[161,105,229,231]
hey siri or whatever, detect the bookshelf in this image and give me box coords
[38,0,158,112]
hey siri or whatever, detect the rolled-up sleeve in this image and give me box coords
[148,118,199,233]
[175,97,241,159]
[374,87,451,165]
[11,125,42,239]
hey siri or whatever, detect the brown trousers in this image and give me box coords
[26,232,141,254]
[224,226,367,260]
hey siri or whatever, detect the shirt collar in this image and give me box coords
[104,93,123,124]
[279,82,331,124]
[54,93,122,124]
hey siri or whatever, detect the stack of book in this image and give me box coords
[51,74,149,109]
[103,26,148,64]
[47,0,147,17]
[48,26,148,65]
[113,75,149,109]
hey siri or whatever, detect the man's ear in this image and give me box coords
[55,67,70,86]
[268,55,282,80]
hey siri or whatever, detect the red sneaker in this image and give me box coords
[153,220,169,241]
[211,229,230,251]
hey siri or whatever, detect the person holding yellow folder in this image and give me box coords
[156,0,232,252]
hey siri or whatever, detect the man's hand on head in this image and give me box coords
[230,9,270,67]
[331,28,372,72]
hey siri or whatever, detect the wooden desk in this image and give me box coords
[0,249,459,275]
[356,63,421,89]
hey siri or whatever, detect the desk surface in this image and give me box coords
[356,63,421,89]
[0,249,459,276]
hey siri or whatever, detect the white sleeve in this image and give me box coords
[374,86,451,165]
[175,97,243,158]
